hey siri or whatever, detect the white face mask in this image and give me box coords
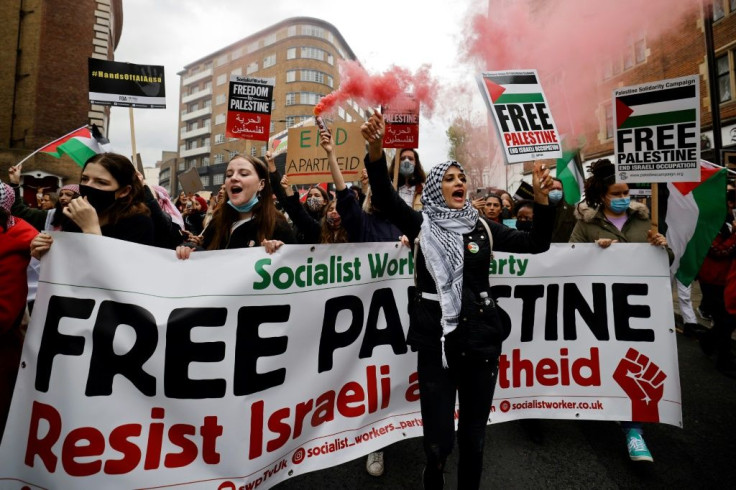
[399,159,415,176]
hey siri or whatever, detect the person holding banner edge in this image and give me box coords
[569,158,671,463]
[361,110,554,489]
[30,153,155,259]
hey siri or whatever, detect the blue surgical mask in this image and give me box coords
[548,189,563,205]
[609,197,630,214]
[399,159,415,177]
[228,193,259,213]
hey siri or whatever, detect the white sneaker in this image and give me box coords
[366,451,384,476]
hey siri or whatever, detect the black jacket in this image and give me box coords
[365,152,554,356]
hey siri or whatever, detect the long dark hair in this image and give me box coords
[319,200,348,244]
[580,158,616,211]
[388,148,426,187]
[81,153,149,225]
[207,155,285,250]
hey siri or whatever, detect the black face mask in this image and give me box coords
[500,207,512,220]
[79,185,118,213]
[516,220,533,232]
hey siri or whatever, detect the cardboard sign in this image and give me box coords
[478,70,562,164]
[88,58,166,108]
[226,76,274,142]
[382,97,419,148]
[613,75,700,183]
[284,122,365,185]
[178,167,204,194]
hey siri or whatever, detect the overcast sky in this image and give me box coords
[108,0,486,169]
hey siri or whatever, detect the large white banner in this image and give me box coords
[0,235,680,490]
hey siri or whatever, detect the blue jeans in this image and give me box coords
[417,348,499,490]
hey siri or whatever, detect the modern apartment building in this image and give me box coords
[0,0,123,202]
[166,17,364,195]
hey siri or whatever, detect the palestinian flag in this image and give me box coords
[39,126,106,166]
[555,150,584,205]
[615,85,697,130]
[665,162,727,286]
[481,72,544,105]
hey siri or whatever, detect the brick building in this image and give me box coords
[165,17,363,195]
[0,0,123,204]
[581,1,736,170]
[481,2,736,193]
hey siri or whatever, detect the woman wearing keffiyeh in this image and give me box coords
[361,111,554,490]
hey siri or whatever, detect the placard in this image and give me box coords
[478,70,562,164]
[226,76,274,142]
[614,75,700,183]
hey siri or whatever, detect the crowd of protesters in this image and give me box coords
[2,112,735,489]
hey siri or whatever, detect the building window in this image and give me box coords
[635,38,647,63]
[717,53,732,103]
[300,92,322,105]
[215,54,228,67]
[247,41,259,53]
[178,161,186,171]
[270,121,275,133]
[201,175,211,186]
[216,94,226,105]
[216,74,227,86]
[301,69,326,84]
[285,115,310,127]
[213,173,224,185]
[327,75,334,88]
[215,113,226,125]
[215,133,225,144]
[261,145,267,156]
[202,156,210,167]
[263,54,276,68]
[327,54,334,66]
[301,47,325,61]
[250,146,257,157]
[286,70,296,82]
[605,104,614,139]
[287,48,296,59]
[214,153,224,164]
[288,25,297,36]
[246,62,258,74]
[264,33,277,46]
[232,47,244,60]
[187,159,196,168]
[231,67,242,76]
[286,93,297,105]
[338,107,345,119]
[714,0,725,20]
[302,25,325,38]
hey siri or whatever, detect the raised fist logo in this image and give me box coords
[613,348,666,423]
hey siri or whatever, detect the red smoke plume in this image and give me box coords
[461,0,704,141]
[314,61,440,116]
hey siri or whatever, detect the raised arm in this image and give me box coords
[321,128,346,191]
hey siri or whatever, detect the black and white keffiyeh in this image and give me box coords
[420,161,478,362]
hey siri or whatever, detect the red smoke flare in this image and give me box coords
[314,61,440,116]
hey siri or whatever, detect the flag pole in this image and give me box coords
[12,125,89,169]
[651,183,659,233]
[129,107,138,164]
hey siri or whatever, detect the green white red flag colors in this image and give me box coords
[613,75,700,183]
[555,150,584,205]
[226,76,274,142]
[665,161,727,286]
[27,125,109,167]
[477,70,562,164]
